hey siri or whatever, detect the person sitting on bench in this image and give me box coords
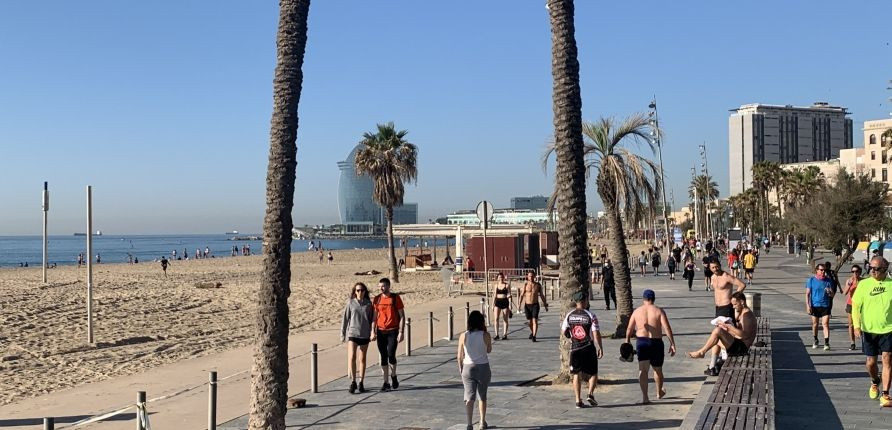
[688,292,756,359]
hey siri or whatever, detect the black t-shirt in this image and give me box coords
[602,265,615,286]
[561,309,599,351]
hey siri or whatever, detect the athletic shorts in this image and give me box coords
[727,338,749,356]
[569,344,598,375]
[494,298,509,309]
[524,303,540,320]
[348,337,370,346]
[863,332,892,356]
[636,337,665,367]
[810,306,830,318]
[845,304,852,314]
[745,268,754,274]
[461,363,491,403]
[715,304,736,325]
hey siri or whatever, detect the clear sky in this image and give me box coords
[1,1,890,235]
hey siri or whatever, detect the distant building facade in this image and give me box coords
[338,144,418,227]
[447,209,556,226]
[510,196,548,210]
[385,203,418,225]
[862,119,892,184]
[729,102,853,195]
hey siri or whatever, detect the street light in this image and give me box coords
[649,97,670,247]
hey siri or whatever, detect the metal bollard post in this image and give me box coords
[406,318,412,356]
[43,418,54,430]
[480,298,486,324]
[137,391,146,430]
[311,343,319,393]
[465,302,470,322]
[448,306,454,341]
[550,280,555,301]
[208,371,217,430]
[428,312,434,347]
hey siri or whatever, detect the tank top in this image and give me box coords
[463,331,489,365]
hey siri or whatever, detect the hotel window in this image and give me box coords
[884,151,888,164]
[870,134,877,145]
[872,151,876,160]
[884,169,888,182]
[872,168,876,178]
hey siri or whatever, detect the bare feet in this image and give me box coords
[688,351,705,359]
[658,388,666,399]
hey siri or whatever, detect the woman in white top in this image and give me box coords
[457,310,493,430]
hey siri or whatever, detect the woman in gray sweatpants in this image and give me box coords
[457,311,492,430]
[341,282,374,394]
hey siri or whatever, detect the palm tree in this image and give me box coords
[546,0,589,382]
[688,174,718,235]
[355,122,418,283]
[752,161,782,237]
[249,1,310,429]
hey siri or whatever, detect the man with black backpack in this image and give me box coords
[370,277,405,391]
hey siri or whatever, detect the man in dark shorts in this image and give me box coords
[160,256,169,276]
[689,292,756,360]
[702,254,714,291]
[518,271,548,342]
[560,291,603,408]
[807,264,835,350]
[851,256,892,406]
[706,260,746,374]
[370,278,405,391]
[626,289,676,404]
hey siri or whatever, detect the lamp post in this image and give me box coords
[691,167,698,239]
[649,98,670,246]
[698,143,712,240]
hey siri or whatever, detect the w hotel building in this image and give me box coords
[729,102,853,195]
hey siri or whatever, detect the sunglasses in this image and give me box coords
[870,266,886,272]
[355,288,366,292]
[816,269,825,272]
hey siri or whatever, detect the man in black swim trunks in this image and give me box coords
[626,289,676,404]
[705,260,746,375]
[689,292,756,360]
[518,271,548,342]
[560,291,603,408]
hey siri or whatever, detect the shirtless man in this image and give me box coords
[703,260,747,374]
[625,289,676,404]
[518,271,549,342]
[688,292,757,359]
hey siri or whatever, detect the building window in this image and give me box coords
[872,151,876,160]
[870,134,877,145]
[884,134,890,146]
[872,168,876,178]
[884,169,888,182]
[885,151,889,164]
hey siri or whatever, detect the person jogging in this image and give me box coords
[370,277,405,391]
[518,271,548,342]
[341,282,374,394]
[742,249,756,286]
[851,256,892,407]
[625,289,676,404]
[560,291,603,408]
[806,263,835,350]
[457,310,492,430]
[844,265,863,351]
[601,259,617,310]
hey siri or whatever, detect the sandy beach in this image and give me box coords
[0,248,449,406]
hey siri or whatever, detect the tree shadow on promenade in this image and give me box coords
[497,419,682,429]
[772,329,843,428]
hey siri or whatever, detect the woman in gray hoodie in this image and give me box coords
[341,282,374,393]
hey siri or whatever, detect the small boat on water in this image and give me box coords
[226,230,239,235]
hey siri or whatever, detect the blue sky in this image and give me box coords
[1,0,890,235]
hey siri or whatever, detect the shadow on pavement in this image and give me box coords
[497,419,683,429]
[772,329,843,429]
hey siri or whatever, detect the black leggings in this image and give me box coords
[604,285,616,307]
[376,329,399,366]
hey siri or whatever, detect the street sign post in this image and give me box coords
[476,201,493,325]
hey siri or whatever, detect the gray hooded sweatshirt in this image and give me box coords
[341,297,373,340]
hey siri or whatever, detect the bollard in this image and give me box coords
[745,292,762,317]
[310,343,318,393]
[551,280,555,301]
[208,371,217,430]
[137,391,147,430]
[428,312,434,347]
[465,302,470,322]
[448,306,454,341]
[43,418,53,430]
[406,318,412,356]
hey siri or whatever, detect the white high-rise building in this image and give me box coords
[728,102,853,195]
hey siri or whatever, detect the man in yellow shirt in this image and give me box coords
[852,256,892,407]
[742,250,757,286]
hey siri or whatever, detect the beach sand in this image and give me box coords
[0,249,449,405]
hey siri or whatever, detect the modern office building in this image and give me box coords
[387,203,418,225]
[510,195,548,210]
[729,102,853,195]
[337,144,418,226]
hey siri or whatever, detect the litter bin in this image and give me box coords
[745,292,762,317]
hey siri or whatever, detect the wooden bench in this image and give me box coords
[694,317,775,430]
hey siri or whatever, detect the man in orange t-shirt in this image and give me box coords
[371,277,406,391]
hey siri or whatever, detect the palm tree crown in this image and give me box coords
[355,122,418,208]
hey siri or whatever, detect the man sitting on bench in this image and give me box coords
[688,292,757,359]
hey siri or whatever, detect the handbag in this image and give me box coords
[507,308,513,318]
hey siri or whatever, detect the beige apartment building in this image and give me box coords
[862,119,892,183]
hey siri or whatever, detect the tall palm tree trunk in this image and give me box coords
[385,206,399,282]
[547,0,590,383]
[249,1,309,429]
[603,197,632,337]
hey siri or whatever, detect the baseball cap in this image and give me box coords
[572,290,587,303]
[643,289,656,301]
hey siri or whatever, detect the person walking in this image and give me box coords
[728,249,740,279]
[491,273,513,340]
[824,260,841,316]
[638,251,647,277]
[844,265,863,351]
[626,289,677,404]
[341,282,374,394]
[370,278,405,391]
[160,256,169,277]
[601,259,617,310]
[742,249,756,286]
[457,310,492,430]
[682,257,696,291]
[518,271,548,342]
[651,251,661,277]
[666,252,677,281]
[807,263,835,350]
[560,291,603,408]
[327,251,334,265]
[702,253,714,291]
[851,256,892,406]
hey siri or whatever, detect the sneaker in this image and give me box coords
[381,382,391,392]
[869,384,880,399]
[881,395,892,407]
[391,375,399,390]
[823,344,831,351]
[358,381,365,393]
[493,335,500,341]
[587,394,598,406]
[531,336,537,342]
[812,340,819,349]
[575,401,585,408]
[703,367,719,377]
[850,343,856,351]
[348,380,357,394]
[502,335,508,341]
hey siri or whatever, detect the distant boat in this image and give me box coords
[95,230,102,236]
[226,230,239,235]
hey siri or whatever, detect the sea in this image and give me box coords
[0,234,448,268]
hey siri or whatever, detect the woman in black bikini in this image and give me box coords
[491,273,513,340]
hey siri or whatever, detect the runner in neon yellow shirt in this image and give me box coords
[851,256,892,406]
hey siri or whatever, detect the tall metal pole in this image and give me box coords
[482,205,490,326]
[86,186,94,344]
[42,181,49,283]
[650,98,670,247]
[691,167,699,239]
[699,143,712,240]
